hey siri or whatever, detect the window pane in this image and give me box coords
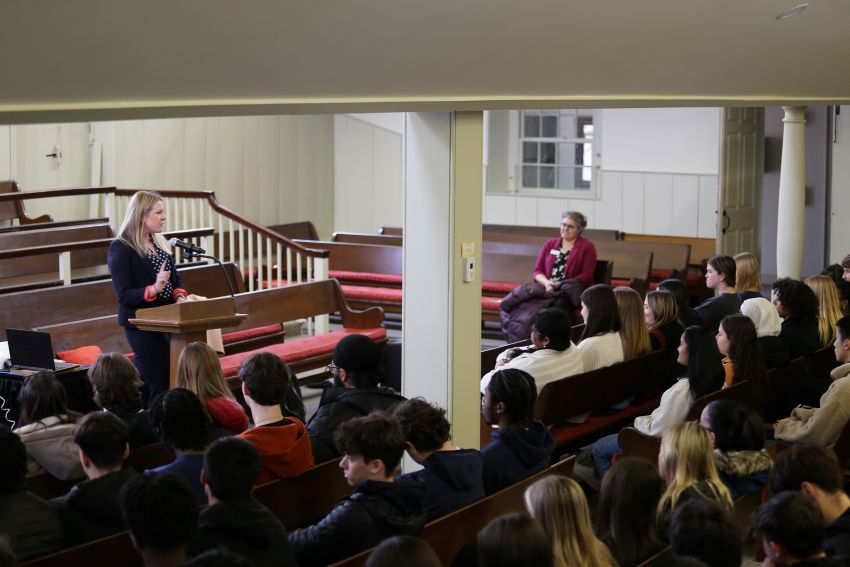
[523,142,538,164]
[557,167,574,190]
[542,116,558,138]
[540,142,556,164]
[524,115,540,138]
[522,166,538,188]
[540,166,555,188]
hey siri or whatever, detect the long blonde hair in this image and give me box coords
[645,290,679,330]
[806,275,843,347]
[118,191,171,256]
[524,476,617,567]
[614,286,651,361]
[734,252,762,293]
[176,342,235,420]
[657,422,733,518]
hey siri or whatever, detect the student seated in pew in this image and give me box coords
[756,491,848,567]
[236,353,314,483]
[772,277,822,359]
[480,308,584,394]
[576,284,624,371]
[480,369,555,495]
[147,388,209,504]
[477,513,554,567]
[667,499,741,567]
[364,535,441,567]
[658,278,702,328]
[695,255,742,333]
[836,281,850,318]
[393,398,485,521]
[741,297,792,368]
[644,289,685,352]
[773,316,850,447]
[0,426,63,561]
[120,472,199,567]
[615,286,651,361]
[51,412,137,545]
[596,458,666,567]
[13,372,83,481]
[307,334,405,463]
[176,342,249,434]
[769,445,850,557]
[187,437,296,567]
[807,275,844,349]
[734,251,764,302]
[716,314,767,388]
[699,400,771,499]
[290,412,426,567]
[587,326,724,479]
[88,352,158,449]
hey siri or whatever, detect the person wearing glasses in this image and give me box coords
[307,334,405,464]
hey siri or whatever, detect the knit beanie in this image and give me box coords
[332,334,380,372]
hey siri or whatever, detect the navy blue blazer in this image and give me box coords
[108,239,185,328]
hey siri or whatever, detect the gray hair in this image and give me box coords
[562,211,587,230]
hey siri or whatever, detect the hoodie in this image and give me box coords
[239,417,315,484]
[481,420,554,495]
[290,478,426,567]
[397,449,485,520]
[51,468,138,545]
[188,496,296,567]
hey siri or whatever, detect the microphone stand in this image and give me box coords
[185,250,236,298]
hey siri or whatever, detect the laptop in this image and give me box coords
[6,329,79,373]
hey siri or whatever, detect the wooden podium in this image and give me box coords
[129,297,246,388]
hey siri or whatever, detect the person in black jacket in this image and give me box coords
[480,368,555,495]
[290,412,426,566]
[51,412,137,545]
[187,437,296,567]
[695,255,742,333]
[307,334,405,463]
[772,278,822,359]
[393,398,485,520]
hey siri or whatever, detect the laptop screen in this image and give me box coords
[6,328,56,371]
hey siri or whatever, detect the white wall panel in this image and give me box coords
[484,194,516,224]
[595,171,623,230]
[643,173,673,235]
[566,198,594,226]
[621,173,645,233]
[0,126,10,180]
[698,175,719,238]
[671,175,700,237]
[537,197,569,227]
[515,196,538,226]
[372,127,403,233]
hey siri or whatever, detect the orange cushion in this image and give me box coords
[340,285,403,303]
[57,345,102,365]
[482,281,517,295]
[329,270,403,286]
[610,278,632,288]
[222,324,284,344]
[481,296,502,311]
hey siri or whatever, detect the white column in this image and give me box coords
[776,106,806,279]
[402,112,483,449]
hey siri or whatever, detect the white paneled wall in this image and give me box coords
[0,126,10,180]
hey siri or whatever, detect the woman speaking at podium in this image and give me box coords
[108,191,188,402]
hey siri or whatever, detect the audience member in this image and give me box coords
[716,313,767,388]
[806,275,844,349]
[658,278,702,328]
[393,398,484,520]
[12,372,82,480]
[176,342,248,434]
[695,255,742,333]
[756,491,847,566]
[480,368,554,494]
[477,513,553,567]
[188,437,296,567]
[525,475,616,567]
[769,445,850,557]
[0,426,63,561]
[88,352,158,448]
[836,281,850,318]
[645,289,684,352]
[596,457,666,567]
[842,254,850,285]
[51,412,137,545]
[615,286,651,361]
[147,388,209,503]
[237,352,314,483]
[699,399,771,499]
[577,284,624,370]
[667,499,742,567]
[588,325,723,479]
[306,334,405,462]
[741,297,791,368]
[364,536,440,567]
[481,308,584,394]
[290,412,426,566]
[772,277,822,358]
[773,315,850,447]
[120,472,199,567]
[734,251,763,302]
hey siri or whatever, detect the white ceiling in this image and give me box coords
[1,0,849,122]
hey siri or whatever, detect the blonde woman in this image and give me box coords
[734,252,763,302]
[176,342,248,433]
[524,476,617,567]
[806,275,843,348]
[657,422,733,527]
[108,191,188,400]
[644,290,684,352]
[614,286,651,361]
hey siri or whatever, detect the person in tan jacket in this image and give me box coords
[774,316,850,447]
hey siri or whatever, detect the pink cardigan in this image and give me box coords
[533,236,597,288]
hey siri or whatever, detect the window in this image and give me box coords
[516,109,597,196]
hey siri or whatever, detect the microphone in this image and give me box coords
[169,238,205,255]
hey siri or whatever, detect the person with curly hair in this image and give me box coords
[772,277,822,358]
[716,314,767,388]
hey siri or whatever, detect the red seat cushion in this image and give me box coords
[340,285,403,303]
[222,323,284,344]
[648,281,659,291]
[687,273,703,283]
[219,327,387,378]
[481,296,502,311]
[650,269,672,280]
[548,396,661,448]
[482,281,517,295]
[57,345,102,365]
[610,278,632,288]
[329,270,403,286]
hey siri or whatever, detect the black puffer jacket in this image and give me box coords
[307,386,406,462]
[290,479,426,567]
[397,449,485,520]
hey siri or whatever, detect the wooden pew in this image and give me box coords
[20,531,141,567]
[269,220,320,241]
[0,217,110,235]
[0,180,52,225]
[332,231,403,246]
[379,224,622,242]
